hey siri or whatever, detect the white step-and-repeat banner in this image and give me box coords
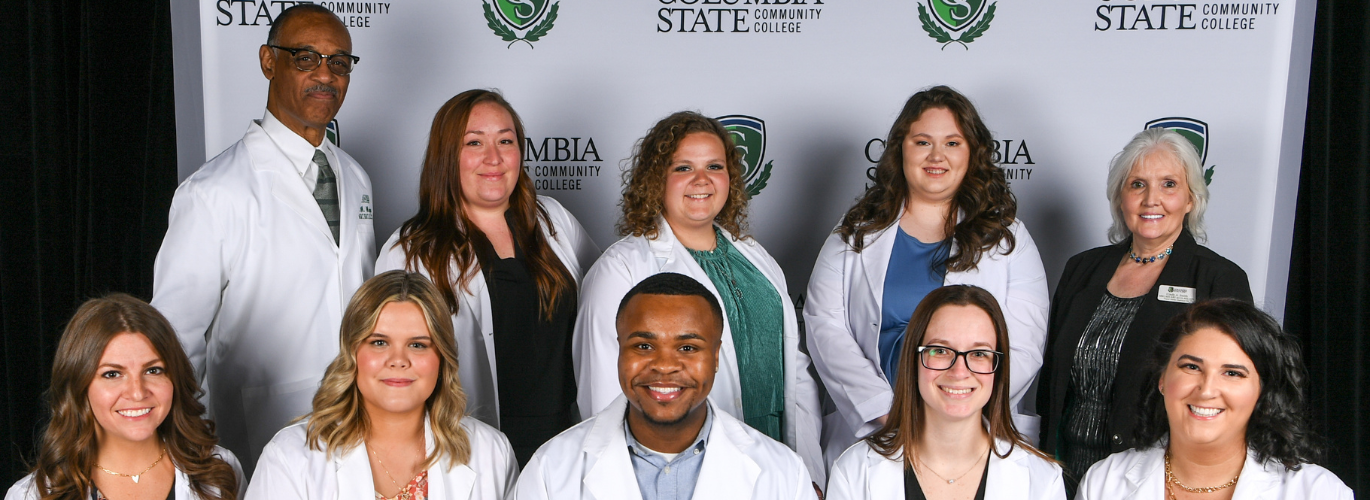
[174,0,1316,316]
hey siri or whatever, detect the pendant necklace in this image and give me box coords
[95,447,165,484]
[914,445,987,485]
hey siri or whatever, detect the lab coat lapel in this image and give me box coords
[335,443,378,500]
[869,450,904,499]
[243,122,336,245]
[691,418,760,500]
[1228,451,1281,500]
[1119,448,1164,499]
[584,401,643,500]
[983,441,1029,500]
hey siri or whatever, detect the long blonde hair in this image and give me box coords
[305,271,471,470]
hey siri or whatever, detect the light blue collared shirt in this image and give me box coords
[623,405,714,500]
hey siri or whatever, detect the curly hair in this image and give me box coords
[396,89,573,320]
[1133,298,1323,470]
[305,271,471,471]
[866,285,1054,465]
[837,85,1017,273]
[617,111,750,239]
[31,294,238,500]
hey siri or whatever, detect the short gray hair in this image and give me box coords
[1105,128,1208,244]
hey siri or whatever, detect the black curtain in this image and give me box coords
[1286,0,1370,493]
[0,0,178,483]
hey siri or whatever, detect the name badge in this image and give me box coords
[1157,285,1196,303]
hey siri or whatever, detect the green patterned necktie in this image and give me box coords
[311,149,340,245]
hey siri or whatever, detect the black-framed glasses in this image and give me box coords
[266,45,359,75]
[916,345,1002,374]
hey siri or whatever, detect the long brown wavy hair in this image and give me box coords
[617,111,750,239]
[396,89,573,319]
[837,86,1017,272]
[305,271,471,470]
[867,285,1054,465]
[30,294,238,500]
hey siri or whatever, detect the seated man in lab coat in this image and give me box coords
[516,272,816,500]
[150,4,375,474]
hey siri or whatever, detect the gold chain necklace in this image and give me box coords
[1164,453,1241,494]
[914,445,988,485]
[367,443,417,500]
[94,447,165,484]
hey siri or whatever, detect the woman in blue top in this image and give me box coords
[805,85,1050,468]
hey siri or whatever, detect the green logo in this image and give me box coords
[326,119,340,147]
[917,0,997,50]
[716,115,773,198]
[1145,117,1215,185]
[483,0,559,48]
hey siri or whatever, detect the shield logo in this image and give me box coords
[494,0,548,30]
[717,115,767,183]
[326,119,340,147]
[929,0,987,32]
[1145,117,1208,165]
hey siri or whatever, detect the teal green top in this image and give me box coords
[686,228,785,442]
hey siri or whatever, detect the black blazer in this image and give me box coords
[1037,229,1252,459]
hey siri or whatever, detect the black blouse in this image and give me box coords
[471,217,578,466]
[903,455,989,500]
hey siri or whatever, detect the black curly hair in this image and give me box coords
[1133,298,1323,470]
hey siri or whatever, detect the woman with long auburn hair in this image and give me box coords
[572,111,825,487]
[375,89,599,465]
[827,285,1064,500]
[7,294,243,500]
[805,85,1050,468]
[247,271,517,500]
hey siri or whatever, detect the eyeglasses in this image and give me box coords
[267,45,360,75]
[916,345,1002,374]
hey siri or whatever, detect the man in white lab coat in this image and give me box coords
[151,4,374,474]
[517,273,816,500]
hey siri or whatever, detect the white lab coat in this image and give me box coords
[6,446,245,500]
[247,416,518,500]
[515,396,814,500]
[826,438,1065,500]
[803,215,1049,466]
[1078,444,1353,500]
[152,120,376,471]
[375,195,600,427]
[571,222,825,484]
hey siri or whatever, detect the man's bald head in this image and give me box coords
[267,4,343,46]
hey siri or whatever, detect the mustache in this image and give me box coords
[304,84,339,96]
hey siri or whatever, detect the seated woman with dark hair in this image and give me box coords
[247,271,517,500]
[1078,299,1351,499]
[7,294,243,500]
[827,285,1064,500]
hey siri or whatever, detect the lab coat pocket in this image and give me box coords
[241,378,320,462]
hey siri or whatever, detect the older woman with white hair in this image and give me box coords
[1035,128,1252,490]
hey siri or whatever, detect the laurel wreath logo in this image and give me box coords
[483,1,559,49]
[745,160,773,198]
[917,1,996,50]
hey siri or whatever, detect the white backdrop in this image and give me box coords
[173,0,1316,316]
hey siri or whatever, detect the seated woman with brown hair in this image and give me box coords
[246,270,517,500]
[7,294,243,500]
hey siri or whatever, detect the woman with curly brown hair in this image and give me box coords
[804,85,1050,469]
[571,111,825,486]
[375,89,599,465]
[7,294,243,500]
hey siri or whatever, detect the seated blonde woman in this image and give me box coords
[247,271,517,500]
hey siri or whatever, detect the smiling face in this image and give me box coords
[260,11,351,145]
[902,107,970,205]
[87,333,173,447]
[1161,327,1261,450]
[917,305,997,423]
[1120,150,1194,247]
[457,101,521,213]
[355,301,440,419]
[662,132,731,235]
[617,293,721,429]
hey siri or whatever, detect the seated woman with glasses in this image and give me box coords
[247,271,518,500]
[827,285,1064,500]
[1077,299,1351,499]
[7,294,243,500]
